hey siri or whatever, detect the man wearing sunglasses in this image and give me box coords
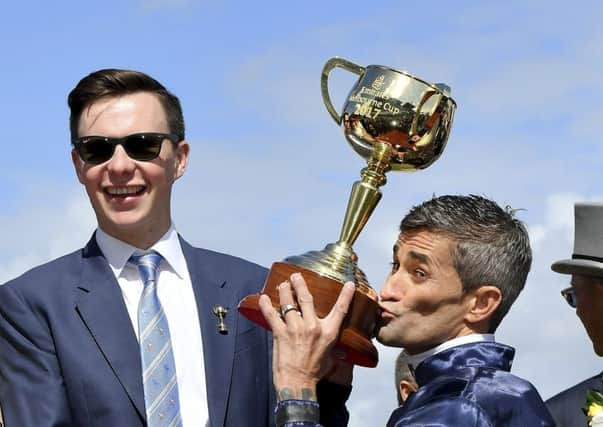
[0,69,275,426]
[546,202,603,427]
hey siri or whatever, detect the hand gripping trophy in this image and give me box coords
[238,57,456,367]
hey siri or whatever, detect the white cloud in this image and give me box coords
[530,192,603,251]
[0,185,95,284]
[529,192,581,250]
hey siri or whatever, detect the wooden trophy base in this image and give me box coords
[238,262,379,368]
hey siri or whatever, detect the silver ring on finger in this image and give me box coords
[279,303,300,318]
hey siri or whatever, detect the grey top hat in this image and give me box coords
[551,202,603,278]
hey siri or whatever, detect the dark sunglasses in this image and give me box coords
[560,287,576,308]
[72,132,180,164]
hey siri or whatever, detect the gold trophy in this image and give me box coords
[238,57,456,367]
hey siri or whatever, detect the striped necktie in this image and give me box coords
[129,251,182,427]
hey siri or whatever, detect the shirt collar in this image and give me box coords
[406,333,495,371]
[95,224,187,279]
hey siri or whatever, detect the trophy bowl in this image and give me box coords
[238,57,456,368]
[323,58,456,171]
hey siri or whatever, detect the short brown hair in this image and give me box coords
[68,69,185,140]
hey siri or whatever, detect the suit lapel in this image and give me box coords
[74,237,146,420]
[181,238,237,427]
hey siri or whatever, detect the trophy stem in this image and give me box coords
[338,142,393,246]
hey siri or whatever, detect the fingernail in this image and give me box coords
[291,272,302,282]
[278,281,290,290]
[345,282,356,291]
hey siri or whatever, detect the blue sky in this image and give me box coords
[2,1,603,425]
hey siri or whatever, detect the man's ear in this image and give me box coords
[464,285,502,326]
[399,380,418,404]
[174,140,189,180]
[71,149,85,184]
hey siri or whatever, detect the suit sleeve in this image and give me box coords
[266,330,276,426]
[317,381,351,427]
[0,284,73,426]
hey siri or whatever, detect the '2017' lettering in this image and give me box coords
[353,102,381,119]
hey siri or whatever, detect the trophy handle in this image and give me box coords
[321,57,365,124]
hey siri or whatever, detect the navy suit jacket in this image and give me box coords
[546,372,603,427]
[0,234,275,427]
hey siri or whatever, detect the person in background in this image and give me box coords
[394,350,418,405]
[546,202,603,427]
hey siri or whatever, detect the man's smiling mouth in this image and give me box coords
[105,186,145,196]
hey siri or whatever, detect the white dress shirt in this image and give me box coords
[96,225,208,427]
[406,333,496,371]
